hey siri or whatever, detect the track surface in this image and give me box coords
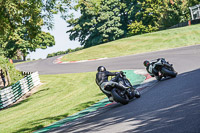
[16,45,200,75]
[17,45,200,133]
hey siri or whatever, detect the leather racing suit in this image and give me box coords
[146,58,164,77]
[96,71,128,97]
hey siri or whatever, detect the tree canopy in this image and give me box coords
[67,0,200,47]
[1,26,55,60]
[0,0,72,39]
[67,0,125,48]
[0,0,73,60]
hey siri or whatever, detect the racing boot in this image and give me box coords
[108,96,114,102]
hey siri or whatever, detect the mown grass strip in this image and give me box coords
[61,24,200,62]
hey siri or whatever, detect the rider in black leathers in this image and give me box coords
[96,66,129,102]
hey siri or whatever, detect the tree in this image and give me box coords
[67,0,200,47]
[128,0,199,34]
[127,0,161,35]
[1,26,55,60]
[67,0,156,47]
[157,0,187,28]
[119,0,139,36]
[97,0,124,45]
[0,0,72,40]
[128,21,158,36]
[67,0,101,47]
[67,0,124,48]
[135,0,162,27]
[0,0,73,60]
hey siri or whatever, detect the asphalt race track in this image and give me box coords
[16,45,200,75]
[17,45,200,133]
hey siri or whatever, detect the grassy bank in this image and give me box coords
[0,72,105,133]
[61,24,200,62]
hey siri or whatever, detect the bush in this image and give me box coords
[128,21,158,36]
[0,56,23,88]
[46,47,83,58]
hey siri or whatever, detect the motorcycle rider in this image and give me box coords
[95,66,130,102]
[143,58,165,77]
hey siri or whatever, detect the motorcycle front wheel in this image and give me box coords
[111,88,129,105]
[161,67,177,78]
[134,89,141,98]
[155,71,162,81]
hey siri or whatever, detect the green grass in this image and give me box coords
[61,24,200,62]
[0,72,105,133]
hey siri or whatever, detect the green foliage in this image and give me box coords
[96,0,124,44]
[0,0,73,60]
[128,0,200,35]
[47,47,83,58]
[68,0,199,47]
[1,26,55,60]
[0,56,23,87]
[158,0,189,28]
[135,0,161,27]
[67,0,124,48]
[0,0,72,40]
[128,21,158,35]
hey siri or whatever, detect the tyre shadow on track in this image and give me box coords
[51,68,200,133]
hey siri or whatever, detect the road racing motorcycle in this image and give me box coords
[150,58,177,81]
[104,71,140,105]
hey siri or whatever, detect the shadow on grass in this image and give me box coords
[13,113,69,133]
[33,87,50,95]
[13,125,44,133]
[10,98,30,108]
[73,101,97,112]
[12,100,100,133]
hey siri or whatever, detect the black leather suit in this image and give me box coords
[96,71,118,86]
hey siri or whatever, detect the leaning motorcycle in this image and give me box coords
[105,72,140,105]
[152,58,177,81]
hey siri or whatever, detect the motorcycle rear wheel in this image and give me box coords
[155,75,162,81]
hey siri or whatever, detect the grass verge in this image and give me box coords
[61,24,200,62]
[0,72,105,133]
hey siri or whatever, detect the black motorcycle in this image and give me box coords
[104,71,140,105]
[152,58,177,81]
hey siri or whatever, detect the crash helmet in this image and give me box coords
[97,66,106,72]
[143,60,150,67]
